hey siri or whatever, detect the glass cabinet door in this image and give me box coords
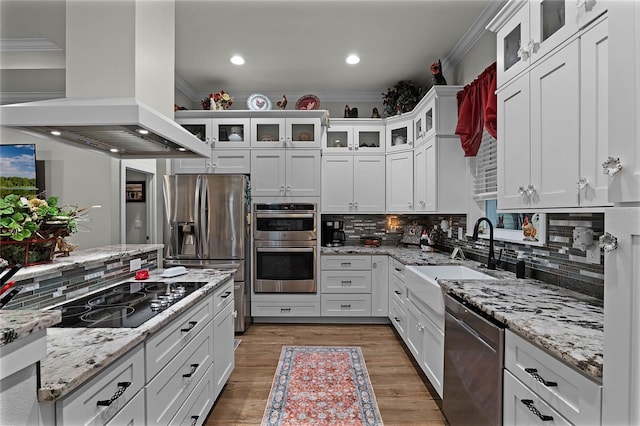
[496,3,531,85]
[354,125,384,153]
[176,118,211,144]
[386,119,414,152]
[251,118,285,147]
[529,0,579,63]
[212,118,250,148]
[286,117,322,148]
[325,126,353,152]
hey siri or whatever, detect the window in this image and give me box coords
[471,129,497,200]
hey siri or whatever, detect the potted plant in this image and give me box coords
[382,80,422,117]
[0,194,82,266]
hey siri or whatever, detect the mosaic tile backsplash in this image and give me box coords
[4,252,159,310]
[322,212,605,299]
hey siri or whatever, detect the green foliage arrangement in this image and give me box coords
[0,194,78,241]
[382,81,422,117]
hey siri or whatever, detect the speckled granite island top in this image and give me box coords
[38,268,234,402]
[322,245,604,382]
[0,309,62,346]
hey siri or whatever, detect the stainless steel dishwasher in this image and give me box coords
[442,292,505,426]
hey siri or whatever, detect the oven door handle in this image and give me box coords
[256,247,315,253]
[255,213,315,219]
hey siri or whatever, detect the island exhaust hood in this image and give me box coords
[0,97,210,159]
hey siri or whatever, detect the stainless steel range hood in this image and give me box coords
[0,97,210,159]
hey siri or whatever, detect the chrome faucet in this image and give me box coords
[472,217,496,270]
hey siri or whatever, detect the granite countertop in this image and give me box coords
[322,245,604,382]
[36,268,234,402]
[0,309,62,346]
[11,244,164,282]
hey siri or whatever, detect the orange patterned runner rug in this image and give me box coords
[261,346,384,426]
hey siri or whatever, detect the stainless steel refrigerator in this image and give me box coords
[163,174,251,332]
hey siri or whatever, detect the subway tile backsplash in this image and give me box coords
[322,212,605,300]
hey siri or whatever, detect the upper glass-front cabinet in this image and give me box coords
[251,117,322,148]
[386,117,414,153]
[324,120,384,154]
[493,0,580,86]
[212,118,250,148]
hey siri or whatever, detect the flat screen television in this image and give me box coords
[0,144,39,197]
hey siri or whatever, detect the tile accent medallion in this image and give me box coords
[322,212,605,299]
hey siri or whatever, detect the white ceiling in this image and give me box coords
[0,0,503,107]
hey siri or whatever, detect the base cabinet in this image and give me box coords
[213,300,235,398]
[320,255,373,317]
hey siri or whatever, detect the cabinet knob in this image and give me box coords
[354,145,359,151]
[408,202,412,208]
[349,145,353,151]
[526,184,536,197]
[286,185,291,192]
[408,140,413,146]
[602,156,622,176]
[576,177,588,190]
[348,202,353,209]
[599,232,618,252]
[211,163,217,169]
[354,202,358,208]
[280,185,285,192]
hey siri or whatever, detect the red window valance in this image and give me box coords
[455,62,497,157]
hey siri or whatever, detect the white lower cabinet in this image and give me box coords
[213,300,235,398]
[389,259,407,338]
[320,255,373,317]
[170,363,215,426]
[251,292,321,317]
[371,255,389,317]
[503,330,602,426]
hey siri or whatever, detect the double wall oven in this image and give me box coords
[253,203,317,293]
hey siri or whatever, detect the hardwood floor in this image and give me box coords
[205,323,449,425]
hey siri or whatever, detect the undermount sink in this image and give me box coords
[407,265,497,281]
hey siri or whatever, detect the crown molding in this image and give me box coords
[175,73,198,100]
[0,38,62,52]
[442,0,507,75]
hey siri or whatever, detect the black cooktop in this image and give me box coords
[50,281,208,328]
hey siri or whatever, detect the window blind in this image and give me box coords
[472,128,497,200]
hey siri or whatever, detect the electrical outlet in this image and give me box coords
[586,246,600,264]
[130,258,142,271]
[447,228,452,238]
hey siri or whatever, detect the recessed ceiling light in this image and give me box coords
[50,130,61,136]
[137,129,149,135]
[109,148,119,153]
[346,54,360,65]
[230,55,245,65]
[177,147,187,152]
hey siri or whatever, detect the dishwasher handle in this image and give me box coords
[447,312,498,354]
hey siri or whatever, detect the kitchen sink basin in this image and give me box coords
[407,265,496,281]
[403,265,495,328]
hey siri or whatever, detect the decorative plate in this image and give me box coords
[295,94,320,110]
[247,93,272,111]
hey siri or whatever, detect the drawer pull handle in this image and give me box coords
[183,363,200,378]
[520,399,554,421]
[97,381,131,406]
[181,321,198,332]
[394,316,401,323]
[280,307,291,312]
[340,262,352,267]
[190,415,200,426]
[340,304,351,309]
[341,280,352,286]
[220,291,231,298]
[394,290,402,295]
[524,368,558,387]
[395,267,402,272]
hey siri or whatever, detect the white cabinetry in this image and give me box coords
[492,0,580,87]
[371,255,389,317]
[251,116,323,149]
[322,155,385,213]
[607,3,640,203]
[213,281,235,398]
[386,151,414,212]
[413,85,462,145]
[251,149,321,197]
[503,330,602,426]
[389,259,407,338]
[414,135,467,213]
[324,119,385,154]
[386,116,414,152]
[320,255,372,317]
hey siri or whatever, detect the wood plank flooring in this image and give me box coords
[205,323,449,426]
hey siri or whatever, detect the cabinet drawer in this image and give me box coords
[213,278,234,315]
[505,330,602,425]
[321,294,372,316]
[169,363,215,426]
[320,270,372,293]
[504,369,572,426]
[390,298,407,338]
[104,386,146,426]
[145,295,213,380]
[392,277,407,307]
[251,301,320,317]
[321,255,372,270]
[391,258,405,280]
[56,345,145,426]
[146,324,214,425]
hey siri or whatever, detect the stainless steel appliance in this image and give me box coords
[322,220,346,247]
[442,292,505,426]
[163,174,251,332]
[253,203,317,293]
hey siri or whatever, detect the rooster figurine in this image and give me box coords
[276,94,288,110]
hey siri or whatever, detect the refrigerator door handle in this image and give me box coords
[194,176,205,259]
